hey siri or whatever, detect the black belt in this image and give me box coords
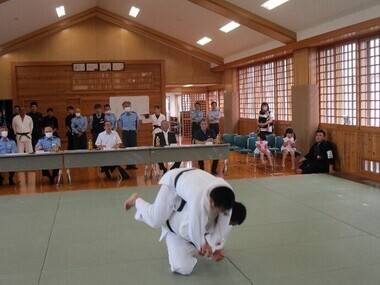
[153,125,161,129]
[123,130,136,132]
[16,132,30,140]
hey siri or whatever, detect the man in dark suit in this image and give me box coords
[154,120,181,174]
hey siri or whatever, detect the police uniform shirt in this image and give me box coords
[104,112,117,130]
[190,110,204,123]
[0,137,17,154]
[71,116,88,133]
[208,109,221,124]
[35,136,61,151]
[119,111,139,131]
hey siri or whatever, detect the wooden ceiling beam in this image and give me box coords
[0,8,98,56]
[211,17,380,72]
[0,7,223,65]
[188,0,296,44]
[95,8,224,65]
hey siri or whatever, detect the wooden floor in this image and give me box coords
[0,150,298,196]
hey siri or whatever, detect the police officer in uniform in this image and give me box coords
[89,104,105,148]
[119,101,139,169]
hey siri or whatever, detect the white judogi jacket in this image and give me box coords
[159,168,233,252]
[151,113,166,135]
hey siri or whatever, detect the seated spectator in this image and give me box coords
[194,119,218,175]
[0,126,16,185]
[154,120,181,174]
[296,129,335,174]
[35,126,61,185]
[95,121,130,180]
[281,128,297,170]
[254,132,273,168]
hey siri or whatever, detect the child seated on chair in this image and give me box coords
[254,132,273,168]
[281,128,297,170]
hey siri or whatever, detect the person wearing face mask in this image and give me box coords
[119,101,139,169]
[104,104,117,131]
[0,126,17,185]
[35,126,61,185]
[89,104,105,148]
[71,108,88,150]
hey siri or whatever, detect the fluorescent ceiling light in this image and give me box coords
[183,84,193,87]
[261,0,289,10]
[129,6,140,17]
[56,6,65,17]
[197,37,212,46]
[220,21,240,33]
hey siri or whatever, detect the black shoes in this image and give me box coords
[126,165,138,170]
[118,167,130,180]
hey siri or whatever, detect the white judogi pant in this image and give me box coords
[134,183,181,228]
[16,135,33,153]
[165,231,197,275]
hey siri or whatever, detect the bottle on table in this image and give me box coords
[87,139,93,150]
[155,136,160,147]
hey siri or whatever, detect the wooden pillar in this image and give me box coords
[292,48,319,155]
[223,69,239,134]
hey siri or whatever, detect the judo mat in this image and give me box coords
[1,174,380,285]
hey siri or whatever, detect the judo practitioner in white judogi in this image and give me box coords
[124,168,245,275]
[162,200,246,275]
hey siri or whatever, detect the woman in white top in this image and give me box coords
[151,106,166,143]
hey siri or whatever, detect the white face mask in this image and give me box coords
[105,110,111,114]
[75,113,81,117]
[1,131,8,138]
[45,132,53,138]
[124,107,131,112]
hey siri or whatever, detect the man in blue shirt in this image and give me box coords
[0,126,17,185]
[194,119,219,175]
[35,126,61,185]
[190,102,204,140]
[71,107,88,150]
[119,101,139,169]
[208,101,222,135]
[104,104,117,130]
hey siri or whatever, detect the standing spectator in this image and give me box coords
[42,108,59,137]
[27,102,43,148]
[12,106,33,153]
[296,129,335,174]
[257,102,274,135]
[208,101,221,135]
[119,101,139,169]
[154,120,181,174]
[35,126,61,185]
[0,111,6,127]
[190,102,204,140]
[65,106,75,150]
[104,104,117,130]
[71,108,87,150]
[0,126,16,185]
[8,105,20,140]
[194,119,218,175]
[89,104,105,148]
[151,105,166,141]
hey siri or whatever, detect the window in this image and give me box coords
[319,42,357,125]
[318,35,380,127]
[238,57,293,121]
[360,38,380,127]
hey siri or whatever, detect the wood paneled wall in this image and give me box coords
[0,17,222,99]
[320,124,380,180]
[13,61,164,147]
